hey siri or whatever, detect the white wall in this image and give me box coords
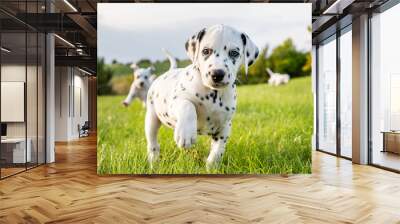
[55,67,89,141]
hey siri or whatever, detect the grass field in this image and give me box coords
[97,76,313,174]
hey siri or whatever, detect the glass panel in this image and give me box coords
[26,0,38,169]
[27,30,38,169]
[318,36,337,154]
[339,28,352,158]
[38,32,45,164]
[371,4,400,171]
[1,30,27,177]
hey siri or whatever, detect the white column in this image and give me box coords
[352,14,369,164]
[312,45,317,151]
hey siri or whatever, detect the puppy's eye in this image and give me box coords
[202,48,212,56]
[229,50,239,58]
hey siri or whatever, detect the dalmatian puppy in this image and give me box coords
[266,68,290,86]
[123,50,176,107]
[145,24,259,169]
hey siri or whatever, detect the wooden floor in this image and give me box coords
[1,135,400,223]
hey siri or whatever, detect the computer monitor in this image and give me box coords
[1,123,7,137]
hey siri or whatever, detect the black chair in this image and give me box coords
[79,121,90,138]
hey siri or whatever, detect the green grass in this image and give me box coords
[97,76,313,174]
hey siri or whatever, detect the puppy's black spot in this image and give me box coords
[241,33,246,46]
[248,60,254,66]
[150,101,154,104]
[173,95,177,100]
[225,106,230,111]
[197,28,206,43]
[205,95,209,100]
[246,51,250,57]
[220,136,224,140]
[212,90,218,103]
[207,117,210,121]
[224,46,227,50]
[231,107,235,111]
[208,64,212,68]
[195,93,199,97]
[153,147,156,152]
[216,54,219,57]
[213,137,218,141]
[167,122,172,126]
[191,42,196,56]
[185,41,189,51]
[163,99,167,104]
[255,51,259,58]
[200,97,204,101]
[219,102,223,107]
[192,35,195,39]
[228,74,231,78]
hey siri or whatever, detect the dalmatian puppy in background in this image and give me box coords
[123,49,177,108]
[145,24,259,170]
[266,68,290,86]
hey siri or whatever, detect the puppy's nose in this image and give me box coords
[139,82,144,87]
[211,69,225,82]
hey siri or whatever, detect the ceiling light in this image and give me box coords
[323,0,355,15]
[54,34,75,48]
[78,67,92,76]
[1,47,11,53]
[63,0,78,12]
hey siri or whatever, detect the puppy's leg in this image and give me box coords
[123,82,137,106]
[173,99,197,149]
[206,123,231,171]
[145,104,161,166]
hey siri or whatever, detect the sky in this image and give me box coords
[98,3,311,64]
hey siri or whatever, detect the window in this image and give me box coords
[371,3,400,171]
[317,35,337,154]
[339,27,352,158]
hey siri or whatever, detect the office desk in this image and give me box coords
[1,138,31,163]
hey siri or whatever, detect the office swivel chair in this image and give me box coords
[78,121,90,138]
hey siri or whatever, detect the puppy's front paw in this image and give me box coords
[174,122,196,149]
[147,145,160,168]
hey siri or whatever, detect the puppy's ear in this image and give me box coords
[130,63,139,71]
[147,66,155,73]
[185,28,206,64]
[241,33,259,77]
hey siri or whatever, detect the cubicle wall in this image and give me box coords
[0,1,46,179]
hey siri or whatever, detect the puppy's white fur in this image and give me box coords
[145,24,259,169]
[123,50,176,107]
[266,68,290,86]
